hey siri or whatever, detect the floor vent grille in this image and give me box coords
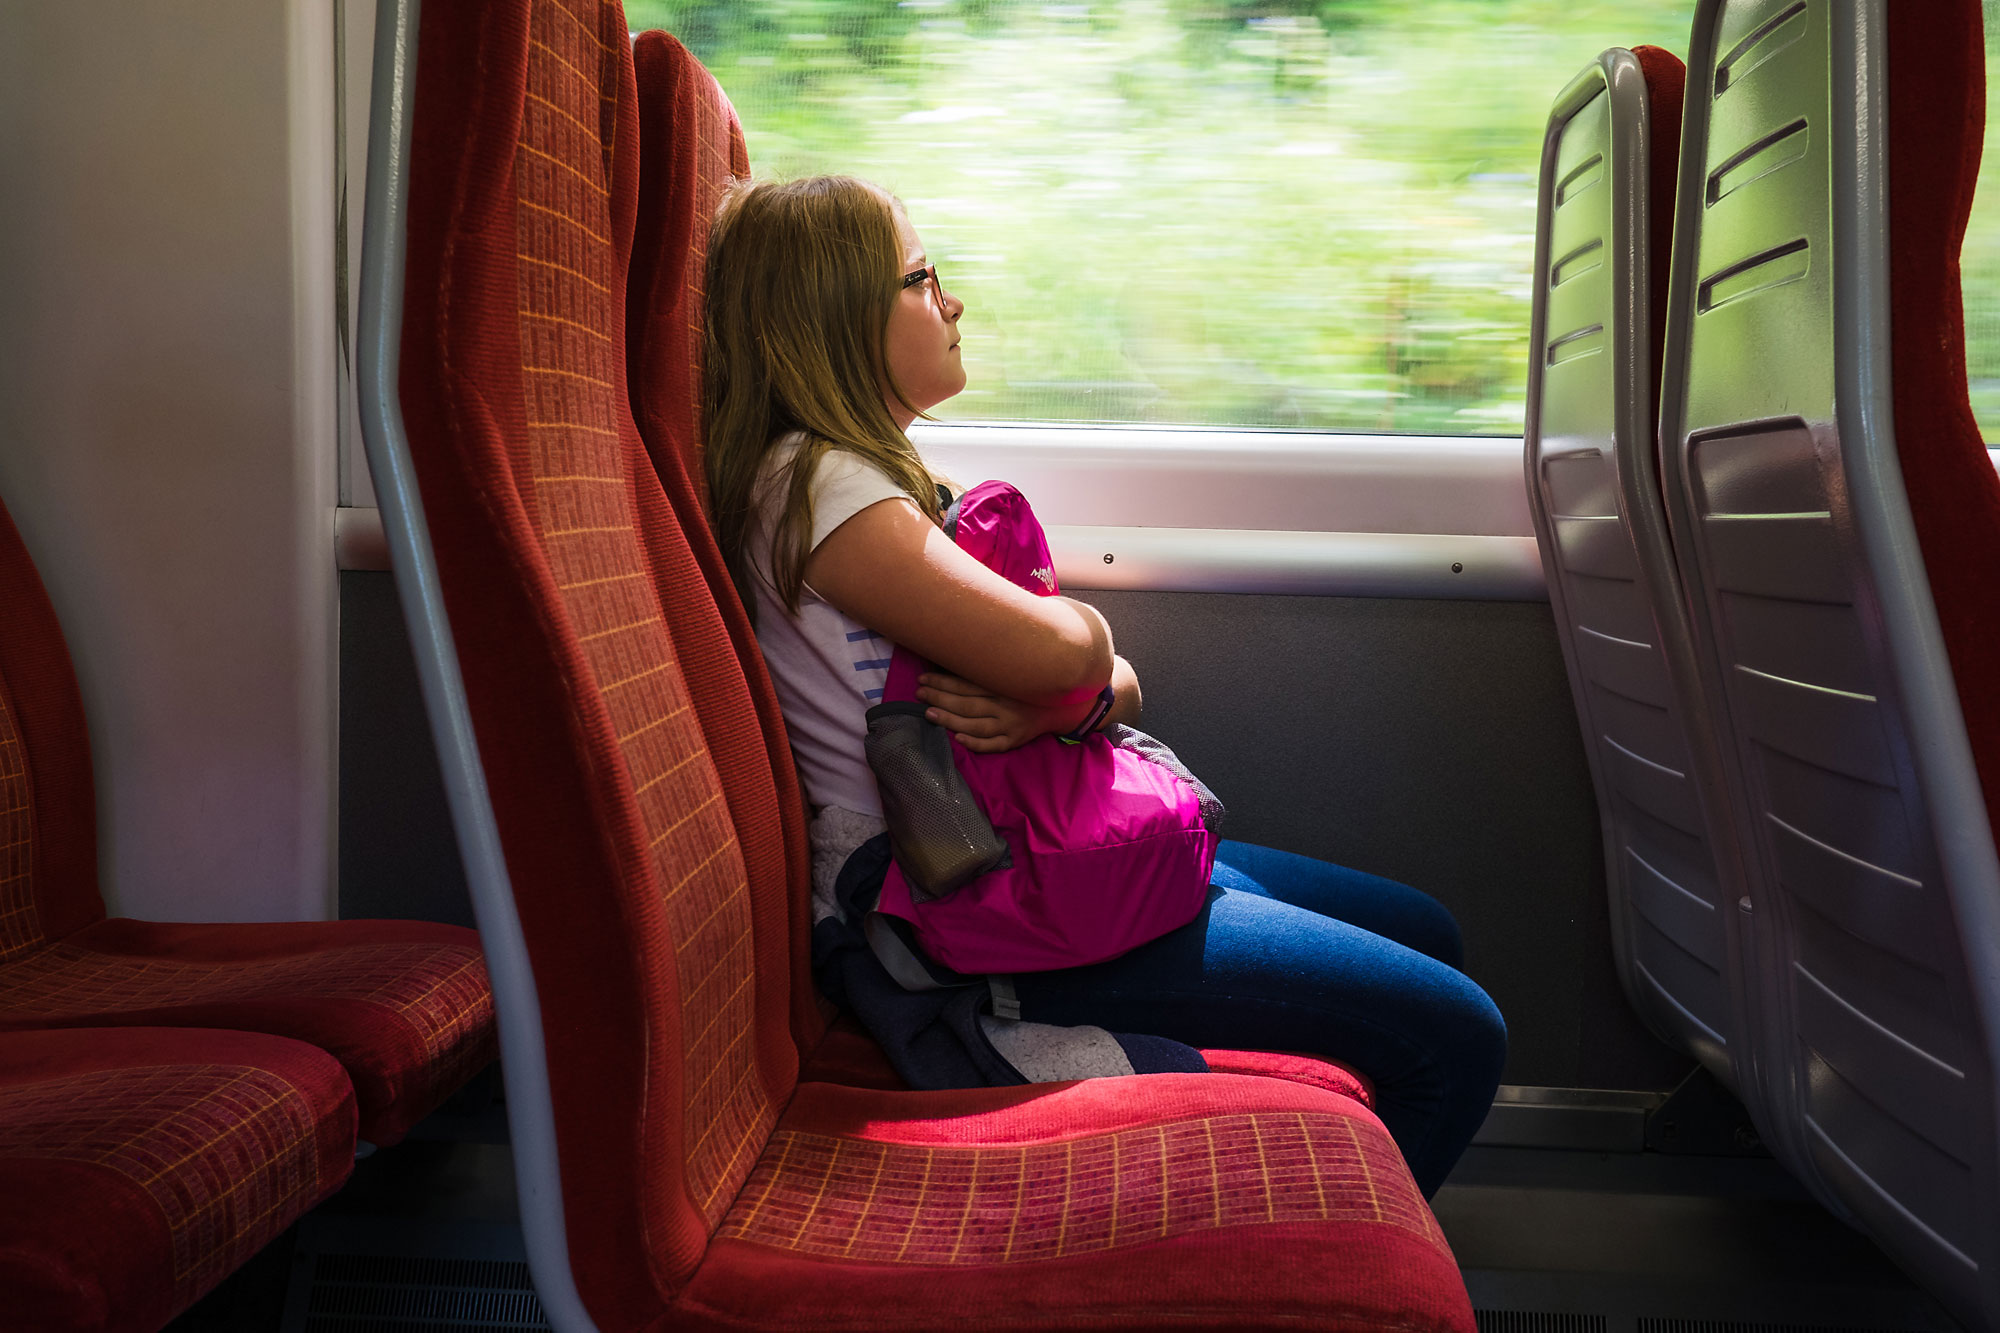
[302,1254,550,1332]
[1637,1324,1912,1333]
[1480,1312,1912,1320]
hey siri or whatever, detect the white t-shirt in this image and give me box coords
[744,437,917,820]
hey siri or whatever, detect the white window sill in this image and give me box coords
[336,427,2000,603]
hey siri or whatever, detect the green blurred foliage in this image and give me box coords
[627,0,2000,438]
[1965,1,2000,436]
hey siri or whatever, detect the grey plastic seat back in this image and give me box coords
[1661,2,2000,1323]
[1525,49,1757,1098]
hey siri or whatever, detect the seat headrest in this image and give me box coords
[628,29,750,506]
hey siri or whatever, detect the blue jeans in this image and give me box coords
[1012,840,1506,1196]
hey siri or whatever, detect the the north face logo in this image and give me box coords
[1030,565,1056,591]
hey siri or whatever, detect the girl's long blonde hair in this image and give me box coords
[703,175,945,615]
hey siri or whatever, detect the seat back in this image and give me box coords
[1525,46,1758,1094]
[625,30,821,1056]
[625,29,745,513]
[360,1,799,1326]
[0,498,107,962]
[1660,1,2000,1321]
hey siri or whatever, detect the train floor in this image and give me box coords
[163,1080,1962,1333]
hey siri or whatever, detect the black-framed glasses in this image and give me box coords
[901,263,947,316]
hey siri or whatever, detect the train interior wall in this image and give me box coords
[342,567,1689,1093]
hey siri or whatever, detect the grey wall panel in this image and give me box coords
[339,571,472,927]
[1075,587,1690,1091]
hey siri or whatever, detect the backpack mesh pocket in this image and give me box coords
[864,701,1011,901]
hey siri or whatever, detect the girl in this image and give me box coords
[703,174,1505,1196]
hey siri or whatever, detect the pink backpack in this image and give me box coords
[865,481,1222,974]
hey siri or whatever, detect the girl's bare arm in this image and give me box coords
[916,654,1143,754]
[805,495,1114,707]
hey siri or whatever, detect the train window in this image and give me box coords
[630,1,1696,435]
[1970,0,2000,441]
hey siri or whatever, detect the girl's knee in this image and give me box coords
[1444,975,1508,1087]
[1400,891,1466,970]
[1392,962,1504,1081]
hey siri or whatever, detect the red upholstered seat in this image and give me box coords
[392,2,1468,1327]
[684,1076,1449,1331]
[1889,0,2000,851]
[0,920,493,1143]
[625,28,822,1056]
[1201,1047,1376,1108]
[0,497,496,1146]
[0,1026,355,1333]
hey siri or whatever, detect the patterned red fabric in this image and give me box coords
[802,1014,1378,1109]
[0,919,494,1145]
[627,29,823,1057]
[0,491,495,1147]
[0,502,106,959]
[0,1026,354,1332]
[727,1113,1426,1264]
[1631,44,1685,454]
[626,29,747,510]
[0,679,40,964]
[401,0,798,1316]
[1888,0,2000,848]
[405,4,1468,1327]
[675,1076,1471,1331]
[513,0,781,1234]
[1201,1047,1374,1110]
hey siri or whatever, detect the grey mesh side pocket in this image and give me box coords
[864,701,1011,902]
[1104,723,1227,838]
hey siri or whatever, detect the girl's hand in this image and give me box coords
[915,672,1092,754]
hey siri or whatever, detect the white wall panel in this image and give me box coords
[0,3,339,922]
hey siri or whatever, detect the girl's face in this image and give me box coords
[882,211,965,430]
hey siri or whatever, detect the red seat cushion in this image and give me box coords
[1202,1047,1375,1110]
[676,1075,1469,1331]
[0,1026,356,1332]
[403,2,801,1308]
[0,472,497,1148]
[0,917,495,1145]
[0,503,110,964]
